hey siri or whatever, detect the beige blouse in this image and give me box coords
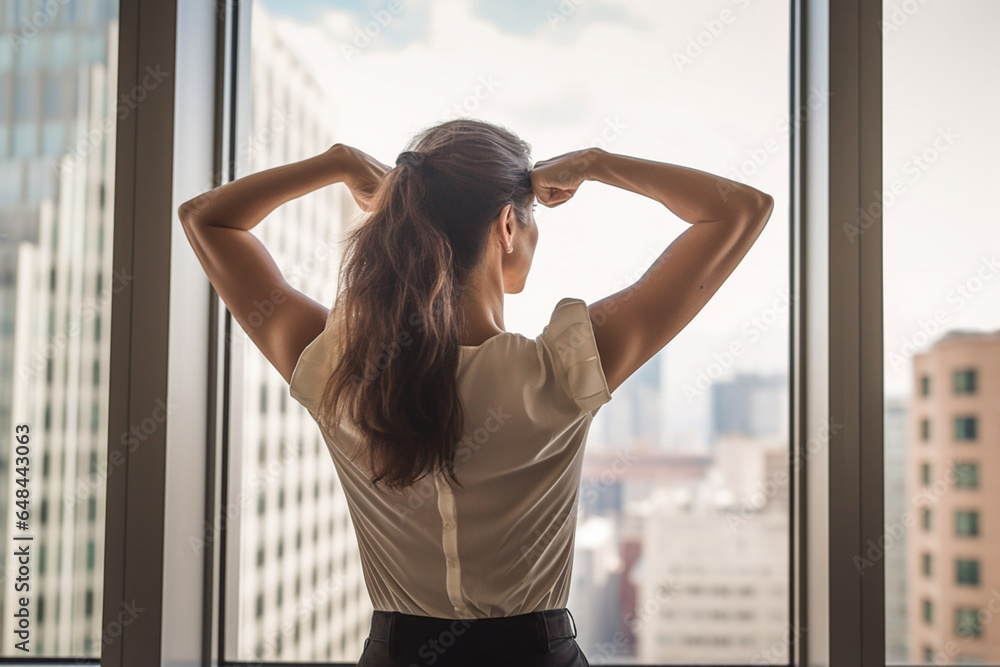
[288,297,613,619]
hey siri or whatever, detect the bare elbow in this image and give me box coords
[177,200,199,226]
[746,192,774,229]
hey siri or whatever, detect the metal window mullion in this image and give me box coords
[795,0,884,666]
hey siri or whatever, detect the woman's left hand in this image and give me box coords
[329,144,390,212]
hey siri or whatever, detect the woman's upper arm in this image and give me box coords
[588,194,774,394]
[179,213,329,384]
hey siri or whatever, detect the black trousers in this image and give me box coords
[356,607,590,666]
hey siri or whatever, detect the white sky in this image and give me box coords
[257,0,998,443]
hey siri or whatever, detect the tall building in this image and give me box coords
[1,1,119,655]
[0,0,371,659]
[631,486,788,663]
[592,349,664,452]
[907,330,1000,664]
[569,515,624,660]
[710,372,788,445]
[229,1,370,661]
[885,396,910,663]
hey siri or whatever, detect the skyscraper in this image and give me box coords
[907,329,1000,664]
[1,1,119,655]
[885,396,910,663]
[710,372,788,446]
[593,349,664,452]
[228,1,370,660]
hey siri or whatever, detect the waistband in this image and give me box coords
[368,607,578,652]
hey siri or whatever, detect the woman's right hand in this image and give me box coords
[530,148,602,208]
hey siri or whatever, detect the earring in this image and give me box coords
[506,243,513,253]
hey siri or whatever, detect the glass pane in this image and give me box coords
[883,1,999,663]
[0,0,118,657]
[229,0,789,663]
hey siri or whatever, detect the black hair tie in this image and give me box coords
[395,151,426,168]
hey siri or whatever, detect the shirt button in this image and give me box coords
[443,521,454,529]
[446,558,456,567]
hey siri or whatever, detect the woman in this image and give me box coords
[179,118,773,666]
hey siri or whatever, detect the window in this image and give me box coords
[956,608,982,637]
[882,5,999,664]
[923,599,933,624]
[955,511,979,537]
[954,462,979,488]
[0,0,117,658]
[922,553,932,577]
[954,416,977,441]
[956,560,979,586]
[222,2,792,664]
[920,463,930,485]
[953,369,977,394]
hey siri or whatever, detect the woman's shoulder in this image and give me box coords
[536,296,612,416]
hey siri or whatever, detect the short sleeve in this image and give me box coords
[536,297,613,417]
[288,309,340,417]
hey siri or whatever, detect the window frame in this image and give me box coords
[953,368,977,394]
[955,559,980,586]
[99,0,889,666]
[954,461,979,489]
[955,510,980,537]
[954,415,978,441]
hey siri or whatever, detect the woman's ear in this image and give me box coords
[497,204,516,248]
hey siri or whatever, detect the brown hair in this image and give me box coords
[318,118,534,492]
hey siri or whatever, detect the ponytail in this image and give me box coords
[317,119,533,492]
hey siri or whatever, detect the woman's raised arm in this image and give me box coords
[533,147,773,395]
[177,144,388,383]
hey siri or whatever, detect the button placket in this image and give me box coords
[435,471,468,616]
